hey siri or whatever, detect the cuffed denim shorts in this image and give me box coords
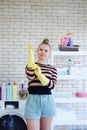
[24,94,56,119]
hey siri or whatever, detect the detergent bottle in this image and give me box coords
[67,37,73,46]
[0,86,1,100]
[21,80,24,89]
[6,82,12,100]
[12,82,17,100]
[67,32,73,46]
[1,83,6,100]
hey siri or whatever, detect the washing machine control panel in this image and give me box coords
[0,101,19,110]
[0,100,26,111]
[5,101,19,109]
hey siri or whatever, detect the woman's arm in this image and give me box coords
[25,66,36,80]
[47,68,57,89]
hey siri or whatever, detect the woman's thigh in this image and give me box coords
[26,119,40,130]
[40,117,53,130]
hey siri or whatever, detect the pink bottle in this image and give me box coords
[1,83,6,100]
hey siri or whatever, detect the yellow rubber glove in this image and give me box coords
[28,41,49,86]
[34,66,49,86]
[27,41,38,69]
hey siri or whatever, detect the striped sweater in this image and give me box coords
[25,62,57,95]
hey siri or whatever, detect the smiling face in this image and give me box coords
[37,44,50,64]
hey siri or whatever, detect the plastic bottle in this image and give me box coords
[0,86,1,100]
[1,83,6,100]
[21,80,24,89]
[12,82,17,100]
[67,37,73,46]
[6,82,12,100]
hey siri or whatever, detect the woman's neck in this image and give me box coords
[37,60,47,64]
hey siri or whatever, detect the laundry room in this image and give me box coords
[0,0,87,130]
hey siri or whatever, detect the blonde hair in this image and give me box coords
[39,38,51,48]
[42,38,49,44]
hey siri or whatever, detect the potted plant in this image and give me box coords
[19,85,28,100]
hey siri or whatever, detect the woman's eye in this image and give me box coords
[45,50,48,52]
[40,49,43,51]
[39,49,48,52]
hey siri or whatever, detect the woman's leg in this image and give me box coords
[40,117,53,130]
[26,119,40,130]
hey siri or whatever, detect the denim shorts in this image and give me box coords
[24,94,56,119]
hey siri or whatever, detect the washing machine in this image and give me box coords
[0,100,27,130]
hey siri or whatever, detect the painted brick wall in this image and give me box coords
[0,0,87,89]
[0,0,87,127]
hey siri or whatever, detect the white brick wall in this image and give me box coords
[0,0,87,87]
[0,0,87,45]
[0,0,87,128]
[0,0,87,84]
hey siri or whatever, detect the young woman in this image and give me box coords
[24,38,57,130]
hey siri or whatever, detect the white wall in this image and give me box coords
[0,0,87,86]
[0,0,87,123]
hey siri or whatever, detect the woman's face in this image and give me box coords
[37,44,50,62]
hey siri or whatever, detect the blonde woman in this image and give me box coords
[24,38,57,130]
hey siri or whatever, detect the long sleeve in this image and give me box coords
[34,66,49,86]
[26,63,57,94]
[35,63,57,89]
[47,67,57,89]
[25,66,35,80]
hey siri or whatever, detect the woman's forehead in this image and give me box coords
[38,44,50,49]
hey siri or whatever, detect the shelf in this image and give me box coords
[51,51,87,56]
[52,118,87,126]
[52,98,87,128]
[50,50,87,66]
[51,50,87,129]
[57,75,87,80]
[54,97,87,103]
[51,103,87,129]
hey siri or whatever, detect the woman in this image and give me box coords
[24,38,57,130]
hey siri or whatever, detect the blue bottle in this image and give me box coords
[67,37,73,46]
[21,80,24,89]
[6,82,12,100]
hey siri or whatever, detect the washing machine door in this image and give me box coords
[0,114,27,130]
